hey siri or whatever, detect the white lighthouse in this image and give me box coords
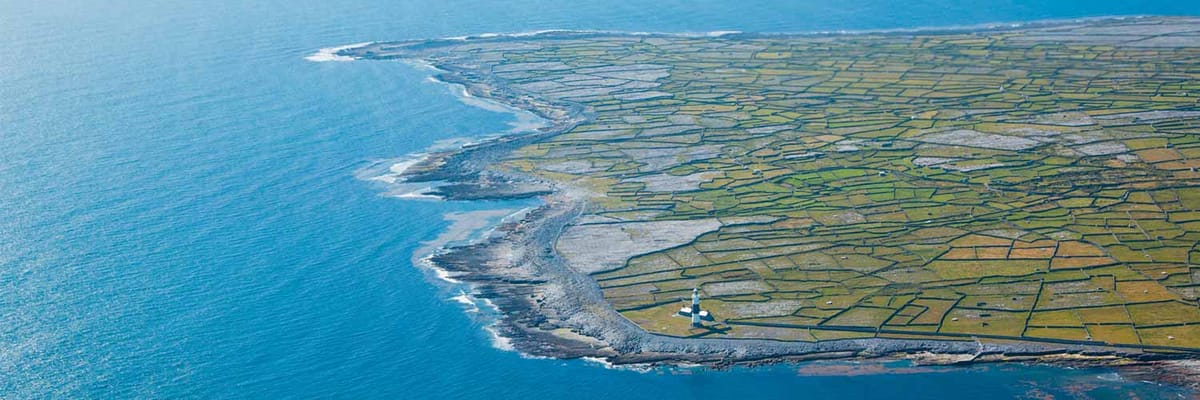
[691,287,701,313]
[677,287,712,327]
[690,288,702,327]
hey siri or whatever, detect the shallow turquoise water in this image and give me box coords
[1,1,1198,398]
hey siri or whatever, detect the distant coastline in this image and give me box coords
[308,14,1156,61]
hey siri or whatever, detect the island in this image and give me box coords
[341,17,1200,386]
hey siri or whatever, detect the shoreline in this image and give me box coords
[305,42,374,62]
[338,16,1200,389]
[312,15,1160,59]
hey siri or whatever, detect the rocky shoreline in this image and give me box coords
[339,30,1200,389]
[427,187,1198,387]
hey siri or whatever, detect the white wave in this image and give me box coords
[385,186,442,200]
[431,265,462,284]
[403,59,441,73]
[365,155,427,184]
[581,357,654,372]
[476,297,498,312]
[416,254,463,283]
[581,356,616,368]
[706,30,742,37]
[450,291,480,313]
[388,158,421,175]
[305,42,372,62]
[483,324,515,351]
[356,154,453,201]
[473,296,549,358]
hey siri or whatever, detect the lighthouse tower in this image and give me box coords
[690,288,702,327]
[691,288,701,313]
[677,287,712,327]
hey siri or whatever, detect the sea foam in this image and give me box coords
[416,254,463,284]
[305,42,372,62]
[450,291,480,313]
[483,324,516,352]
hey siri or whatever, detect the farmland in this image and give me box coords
[356,17,1200,353]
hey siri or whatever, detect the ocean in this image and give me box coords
[2,0,1198,398]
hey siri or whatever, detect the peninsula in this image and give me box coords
[343,17,1200,385]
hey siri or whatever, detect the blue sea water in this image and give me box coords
[2,0,1199,398]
